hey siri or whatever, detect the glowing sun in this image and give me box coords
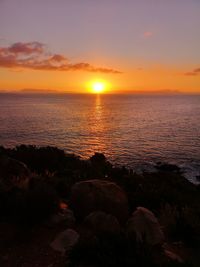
[92,82,105,93]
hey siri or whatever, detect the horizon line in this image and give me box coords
[0,89,200,96]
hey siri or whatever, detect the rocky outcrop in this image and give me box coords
[126,207,164,246]
[69,179,129,224]
[155,162,181,173]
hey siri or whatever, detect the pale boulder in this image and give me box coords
[50,229,79,254]
[126,207,164,246]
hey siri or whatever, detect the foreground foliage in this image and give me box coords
[0,145,200,266]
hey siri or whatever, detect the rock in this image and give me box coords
[50,229,79,254]
[69,179,129,224]
[47,209,75,228]
[126,207,164,246]
[196,175,200,181]
[164,249,183,263]
[0,156,30,190]
[155,162,180,173]
[90,153,107,164]
[83,211,121,236]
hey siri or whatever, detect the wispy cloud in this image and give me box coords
[0,42,121,74]
[195,68,200,72]
[184,68,200,76]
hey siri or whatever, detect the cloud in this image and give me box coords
[0,42,121,74]
[184,68,200,76]
[194,68,200,73]
[184,72,197,76]
[8,42,45,54]
[143,31,153,38]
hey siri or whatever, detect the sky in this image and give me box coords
[0,0,200,93]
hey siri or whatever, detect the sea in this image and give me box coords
[0,93,199,183]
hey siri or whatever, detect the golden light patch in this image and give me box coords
[87,80,109,94]
[92,82,105,93]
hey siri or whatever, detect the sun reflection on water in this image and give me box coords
[89,94,108,153]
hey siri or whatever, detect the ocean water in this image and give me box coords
[0,93,200,182]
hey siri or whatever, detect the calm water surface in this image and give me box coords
[0,93,199,181]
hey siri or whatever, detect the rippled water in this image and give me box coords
[0,93,200,181]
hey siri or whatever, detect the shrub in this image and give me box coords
[8,145,66,174]
[22,178,60,224]
[1,178,59,225]
[160,204,200,246]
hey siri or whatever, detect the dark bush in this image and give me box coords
[160,204,200,246]
[0,178,59,225]
[7,145,66,174]
[22,178,59,224]
[69,231,189,267]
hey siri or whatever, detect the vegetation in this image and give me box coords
[0,145,200,266]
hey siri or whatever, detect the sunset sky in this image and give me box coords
[0,0,200,93]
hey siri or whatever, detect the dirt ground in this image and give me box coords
[0,222,67,267]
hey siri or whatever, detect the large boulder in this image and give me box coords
[126,207,164,246]
[83,211,121,236]
[69,179,129,224]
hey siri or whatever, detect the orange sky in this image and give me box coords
[0,1,200,94]
[1,65,200,94]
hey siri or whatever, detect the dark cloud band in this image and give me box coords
[184,68,200,76]
[0,42,121,74]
